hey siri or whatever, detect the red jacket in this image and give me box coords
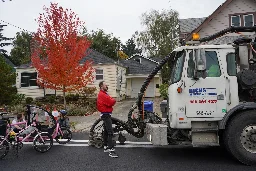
[97,90,116,113]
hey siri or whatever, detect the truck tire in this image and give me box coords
[224,110,256,166]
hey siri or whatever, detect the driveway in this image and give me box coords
[69,97,163,132]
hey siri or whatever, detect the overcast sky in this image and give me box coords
[0,0,226,54]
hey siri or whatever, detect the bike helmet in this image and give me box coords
[59,110,67,116]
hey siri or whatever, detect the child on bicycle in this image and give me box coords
[57,110,70,129]
[12,113,26,133]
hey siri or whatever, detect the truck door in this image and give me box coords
[184,49,227,118]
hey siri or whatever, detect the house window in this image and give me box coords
[96,69,103,80]
[230,13,255,27]
[244,14,254,27]
[21,72,37,87]
[134,58,141,63]
[231,15,241,26]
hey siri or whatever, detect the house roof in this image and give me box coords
[16,49,119,69]
[126,54,160,64]
[202,33,256,44]
[119,59,155,75]
[185,0,234,41]
[179,17,206,33]
[16,62,32,69]
[80,49,117,65]
[150,56,163,63]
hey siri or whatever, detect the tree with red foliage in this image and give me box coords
[31,3,94,108]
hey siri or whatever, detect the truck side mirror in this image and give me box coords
[193,49,207,79]
[195,49,206,71]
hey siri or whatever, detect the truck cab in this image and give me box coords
[168,44,237,129]
[146,35,256,166]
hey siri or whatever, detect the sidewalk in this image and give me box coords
[69,97,163,132]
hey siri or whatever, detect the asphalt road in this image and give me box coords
[0,133,256,171]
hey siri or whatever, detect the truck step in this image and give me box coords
[192,142,219,147]
[192,128,218,133]
[191,132,219,146]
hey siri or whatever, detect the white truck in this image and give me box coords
[89,26,256,166]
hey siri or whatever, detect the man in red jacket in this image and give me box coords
[97,81,118,158]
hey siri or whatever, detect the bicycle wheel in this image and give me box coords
[0,138,9,159]
[33,132,53,153]
[55,128,72,144]
[89,117,127,148]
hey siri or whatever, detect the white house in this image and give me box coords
[183,0,256,44]
[15,49,163,100]
[121,54,162,98]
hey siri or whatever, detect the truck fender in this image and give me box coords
[219,102,256,129]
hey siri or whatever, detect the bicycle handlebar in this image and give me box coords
[0,112,8,116]
[0,112,14,121]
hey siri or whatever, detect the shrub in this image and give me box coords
[25,97,33,104]
[48,95,56,104]
[79,87,97,99]
[66,93,79,103]
[159,83,169,99]
[11,94,25,105]
[56,95,64,103]
[35,101,43,107]
[65,98,97,116]
[9,104,25,113]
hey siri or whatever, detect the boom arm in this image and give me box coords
[199,26,256,43]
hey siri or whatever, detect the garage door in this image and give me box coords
[131,78,154,98]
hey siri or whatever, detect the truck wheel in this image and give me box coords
[225,110,256,166]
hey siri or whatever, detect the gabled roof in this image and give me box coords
[80,49,117,65]
[119,59,156,75]
[185,0,234,41]
[179,17,206,33]
[16,49,119,69]
[126,54,160,64]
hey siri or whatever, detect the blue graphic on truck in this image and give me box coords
[189,88,217,96]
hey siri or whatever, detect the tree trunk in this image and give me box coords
[63,86,66,109]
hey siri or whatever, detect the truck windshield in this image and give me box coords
[170,50,185,84]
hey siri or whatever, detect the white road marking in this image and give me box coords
[21,139,192,148]
[70,139,152,145]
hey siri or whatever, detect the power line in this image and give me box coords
[0,19,32,33]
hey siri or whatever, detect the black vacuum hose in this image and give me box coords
[125,52,176,138]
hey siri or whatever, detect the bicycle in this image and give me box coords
[0,112,53,159]
[23,105,71,145]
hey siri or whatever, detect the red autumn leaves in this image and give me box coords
[31,3,94,92]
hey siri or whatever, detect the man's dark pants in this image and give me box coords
[101,114,114,149]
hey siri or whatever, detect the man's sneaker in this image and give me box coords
[109,151,118,158]
[104,146,108,152]
[104,147,115,152]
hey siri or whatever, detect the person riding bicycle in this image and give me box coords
[12,113,26,133]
